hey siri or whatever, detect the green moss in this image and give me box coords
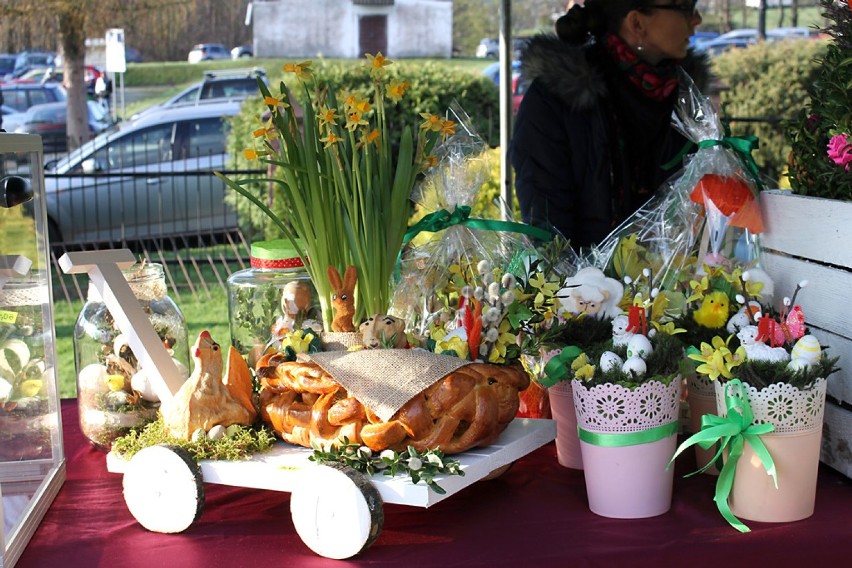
[112,415,276,461]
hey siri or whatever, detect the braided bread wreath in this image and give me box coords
[255,352,531,454]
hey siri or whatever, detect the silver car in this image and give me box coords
[44,100,242,245]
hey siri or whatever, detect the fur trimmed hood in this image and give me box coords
[519,34,712,112]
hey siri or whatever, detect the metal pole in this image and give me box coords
[499,0,513,221]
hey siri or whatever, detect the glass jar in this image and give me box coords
[227,240,321,367]
[73,262,190,450]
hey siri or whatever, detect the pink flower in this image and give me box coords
[827,133,852,171]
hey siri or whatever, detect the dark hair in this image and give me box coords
[555,0,651,44]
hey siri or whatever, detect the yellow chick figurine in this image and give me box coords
[693,291,730,329]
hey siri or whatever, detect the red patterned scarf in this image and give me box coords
[602,32,679,101]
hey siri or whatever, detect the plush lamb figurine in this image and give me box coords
[737,325,790,363]
[558,267,624,320]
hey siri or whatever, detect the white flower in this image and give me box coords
[477,259,491,275]
[358,446,372,459]
[501,273,516,289]
[425,453,444,467]
[407,456,423,471]
[380,449,396,461]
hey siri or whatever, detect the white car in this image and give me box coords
[187,43,231,64]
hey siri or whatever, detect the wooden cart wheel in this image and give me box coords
[122,444,205,534]
[290,463,384,559]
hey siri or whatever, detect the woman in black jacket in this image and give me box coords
[511,0,705,248]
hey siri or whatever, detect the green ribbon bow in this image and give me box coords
[540,345,582,388]
[668,379,777,533]
[402,205,553,246]
[697,134,764,189]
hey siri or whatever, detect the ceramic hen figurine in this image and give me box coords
[162,331,257,440]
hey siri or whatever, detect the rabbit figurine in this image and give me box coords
[327,265,357,332]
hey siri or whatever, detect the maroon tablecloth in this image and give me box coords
[15,400,852,567]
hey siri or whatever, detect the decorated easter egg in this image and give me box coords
[791,335,821,365]
[626,335,653,360]
[208,425,227,440]
[621,356,647,377]
[786,358,809,373]
[599,351,624,373]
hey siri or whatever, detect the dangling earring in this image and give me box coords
[636,42,644,52]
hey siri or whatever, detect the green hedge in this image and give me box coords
[711,39,827,184]
[225,60,500,239]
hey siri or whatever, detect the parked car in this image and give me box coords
[10,65,107,97]
[231,45,253,59]
[11,51,56,79]
[13,100,114,153]
[1,104,24,131]
[187,43,231,63]
[689,31,720,49]
[130,68,266,120]
[512,73,530,115]
[44,100,242,244]
[124,47,144,64]
[481,60,521,86]
[767,27,813,41]
[0,53,16,79]
[0,83,66,112]
[475,37,530,59]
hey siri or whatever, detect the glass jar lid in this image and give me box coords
[249,239,305,270]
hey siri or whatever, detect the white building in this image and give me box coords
[252,0,453,59]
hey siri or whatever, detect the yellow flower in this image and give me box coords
[365,52,392,78]
[688,336,743,381]
[317,106,340,128]
[419,112,443,132]
[354,99,372,114]
[346,111,369,132]
[387,80,409,103]
[435,335,469,360]
[686,275,710,304]
[440,120,457,139]
[243,148,260,160]
[487,321,517,364]
[283,60,313,80]
[281,330,316,354]
[574,364,596,381]
[360,128,381,148]
[651,321,686,335]
[320,132,343,148]
[422,154,439,170]
[263,95,289,110]
[340,91,358,111]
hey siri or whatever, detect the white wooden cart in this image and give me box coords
[107,419,555,559]
[59,249,557,559]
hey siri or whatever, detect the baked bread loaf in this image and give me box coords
[255,353,530,454]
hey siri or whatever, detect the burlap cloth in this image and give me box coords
[308,349,469,422]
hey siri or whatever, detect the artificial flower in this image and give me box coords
[280,330,316,354]
[435,335,470,360]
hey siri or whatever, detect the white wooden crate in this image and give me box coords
[107,418,556,508]
[760,190,852,478]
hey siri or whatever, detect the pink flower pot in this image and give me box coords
[548,380,582,469]
[573,378,683,519]
[686,374,719,476]
[715,379,827,523]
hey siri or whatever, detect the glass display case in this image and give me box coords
[0,133,64,568]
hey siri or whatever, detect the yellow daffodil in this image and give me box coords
[19,379,44,397]
[487,321,517,364]
[686,275,710,303]
[688,336,743,381]
[387,80,409,103]
[419,112,443,132]
[365,52,392,78]
[571,353,589,371]
[243,148,262,160]
[360,128,381,148]
[320,132,343,148]
[317,106,340,128]
[429,324,448,341]
[435,336,469,360]
[346,111,369,132]
[283,60,313,80]
[574,363,596,381]
[340,91,357,111]
[652,321,686,335]
[440,119,457,139]
[354,99,372,114]
[263,95,289,110]
[422,154,439,170]
[281,330,316,354]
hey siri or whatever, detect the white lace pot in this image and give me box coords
[686,373,720,475]
[714,378,827,523]
[548,380,582,470]
[572,378,682,519]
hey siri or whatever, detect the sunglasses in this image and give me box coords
[645,1,700,18]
